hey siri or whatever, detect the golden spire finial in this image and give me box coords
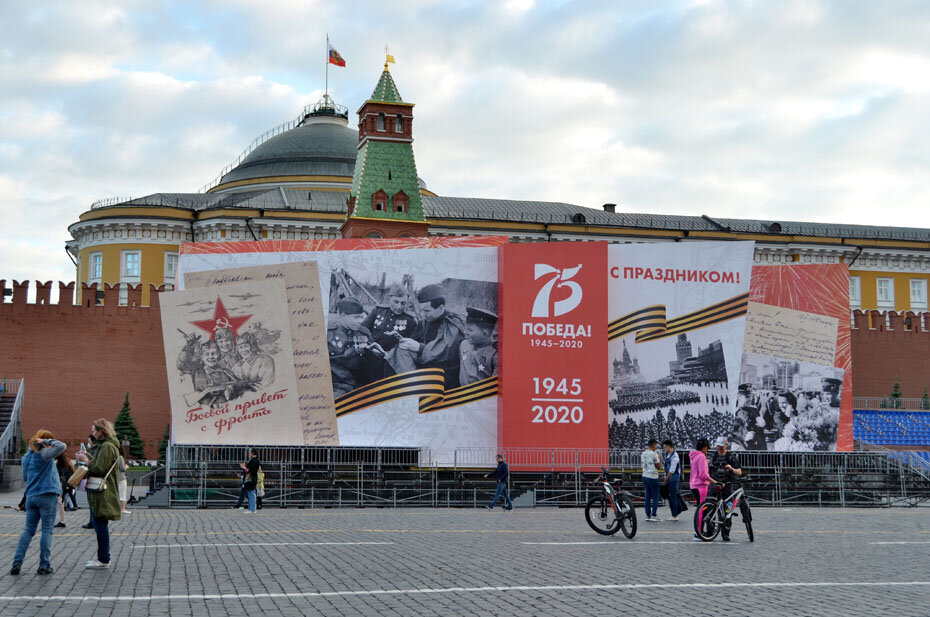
[384,44,395,70]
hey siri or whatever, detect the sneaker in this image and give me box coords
[504,506,514,511]
[37,566,53,575]
[721,535,731,542]
[10,565,20,576]
[692,536,703,542]
[85,560,110,570]
[122,510,131,515]
[484,505,493,510]
[238,506,245,510]
[669,516,679,522]
[81,523,94,529]
[55,522,66,528]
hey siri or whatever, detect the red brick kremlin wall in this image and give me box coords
[0,280,169,459]
[2,279,930,459]
[850,310,930,400]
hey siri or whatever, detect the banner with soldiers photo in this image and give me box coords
[607,241,755,451]
[740,263,853,451]
[179,237,505,464]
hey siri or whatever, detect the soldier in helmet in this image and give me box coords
[388,283,466,389]
[328,298,367,397]
[459,307,498,386]
[362,285,418,353]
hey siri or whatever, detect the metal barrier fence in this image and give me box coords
[167,445,930,509]
[854,398,930,411]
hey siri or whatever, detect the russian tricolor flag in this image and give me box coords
[328,44,346,67]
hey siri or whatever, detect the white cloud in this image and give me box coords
[1,0,930,287]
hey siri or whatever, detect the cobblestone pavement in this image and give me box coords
[1,506,929,616]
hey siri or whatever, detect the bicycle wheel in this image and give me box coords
[617,494,637,539]
[741,501,754,542]
[585,496,621,535]
[694,499,721,541]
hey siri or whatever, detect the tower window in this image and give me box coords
[377,113,386,131]
[395,114,403,133]
[393,191,408,213]
[373,189,388,212]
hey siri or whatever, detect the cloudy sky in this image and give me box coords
[2,0,929,287]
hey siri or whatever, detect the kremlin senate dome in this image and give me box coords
[208,100,360,194]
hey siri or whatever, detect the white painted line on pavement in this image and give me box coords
[522,541,741,545]
[131,541,394,549]
[2,581,928,603]
[869,541,930,545]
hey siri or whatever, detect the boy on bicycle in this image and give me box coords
[709,436,742,542]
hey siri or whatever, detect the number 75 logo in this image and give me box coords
[531,264,583,318]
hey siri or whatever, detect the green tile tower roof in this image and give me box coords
[369,68,403,103]
[350,140,425,221]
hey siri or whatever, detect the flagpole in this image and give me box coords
[325,33,329,101]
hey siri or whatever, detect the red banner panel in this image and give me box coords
[498,243,609,464]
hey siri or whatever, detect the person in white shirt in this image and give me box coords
[641,439,662,521]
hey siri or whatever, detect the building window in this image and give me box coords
[911,279,928,310]
[849,276,861,308]
[366,232,383,239]
[89,252,103,282]
[120,250,142,305]
[123,252,140,277]
[395,114,403,133]
[377,113,386,131]
[375,201,384,211]
[876,277,894,309]
[164,252,179,291]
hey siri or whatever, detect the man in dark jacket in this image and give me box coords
[388,284,466,390]
[483,454,513,511]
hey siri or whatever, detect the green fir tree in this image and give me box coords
[157,423,170,463]
[922,387,930,411]
[880,396,889,409]
[890,378,903,409]
[114,392,145,459]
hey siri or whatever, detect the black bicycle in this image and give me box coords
[585,466,637,539]
[694,482,753,542]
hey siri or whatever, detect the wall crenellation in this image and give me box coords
[0,280,166,312]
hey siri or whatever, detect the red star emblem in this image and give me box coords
[189,297,252,340]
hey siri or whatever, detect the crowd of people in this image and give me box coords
[10,419,133,575]
[328,283,498,397]
[609,408,737,450]
[730,380,841,451]
[641,436,743,541]
[610,387,701,414]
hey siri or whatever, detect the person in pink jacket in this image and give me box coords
[689,438,717,541]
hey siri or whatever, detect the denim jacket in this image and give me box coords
[22,439,67,497]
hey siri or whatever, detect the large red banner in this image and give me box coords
[498,243,608,458]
